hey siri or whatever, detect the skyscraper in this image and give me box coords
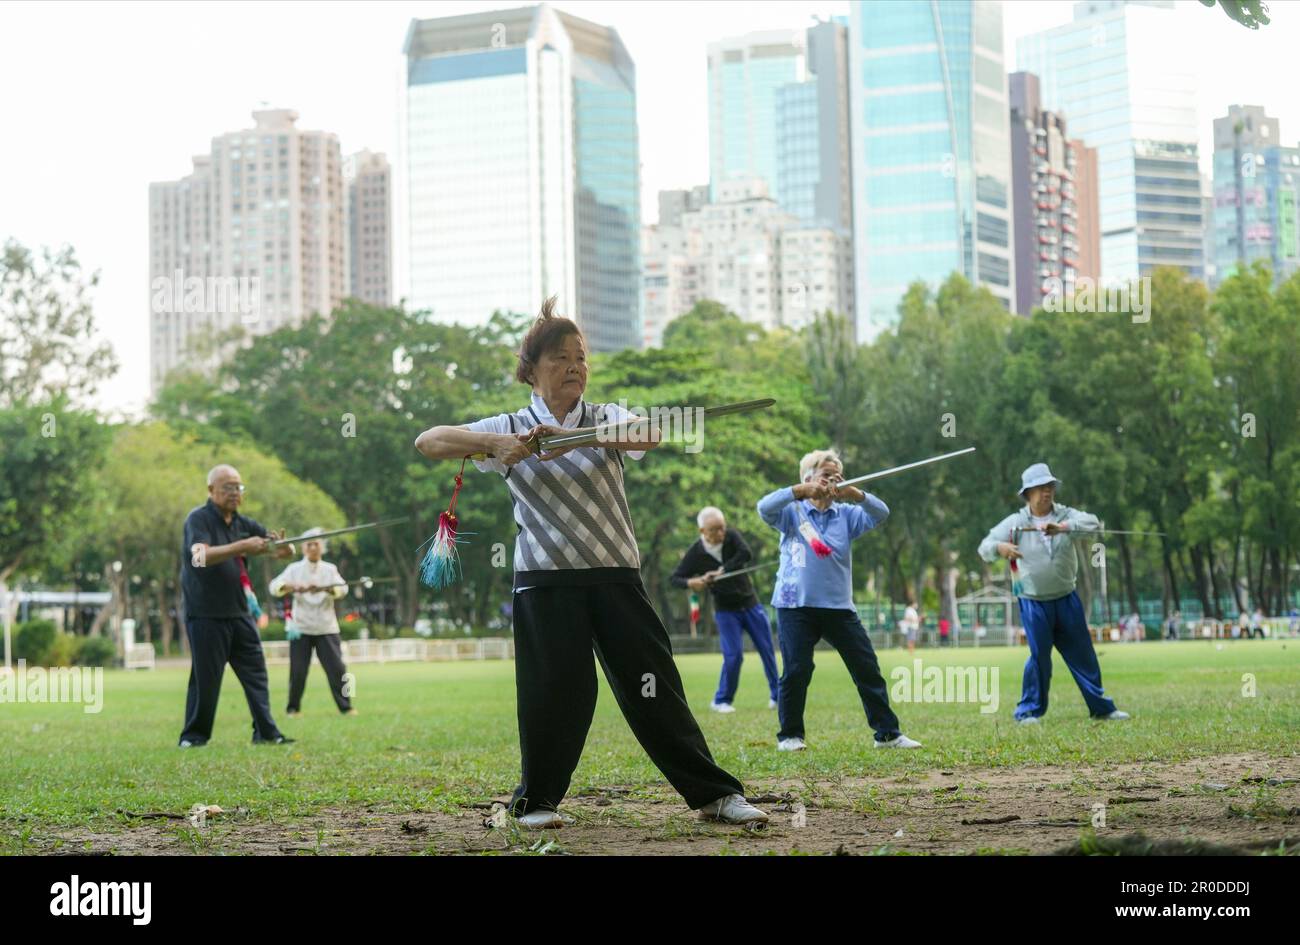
[776,17,853,236]
[1211,105,1300,286]
[1018,0,1203,284]
[149,108,346,394]
[641,179,852,346]
[402,4,641,351]
[344,150,392,307]
[707,29,806,204]
[1009,71,1100,314]
[848,0,1015,337]
[657,185,710,228]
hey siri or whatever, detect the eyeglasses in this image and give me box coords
[217,484,247,495]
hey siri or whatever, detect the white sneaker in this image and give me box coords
[1096,709,1130,721]
[768,698,778,709]
[1016,716,1041,725]
[874,734,923,749]
[516,809,572,830]
[710,702,736,714]
[777,737,807,751]
[697,793,769,825]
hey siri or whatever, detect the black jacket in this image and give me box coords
[670,528,760,611]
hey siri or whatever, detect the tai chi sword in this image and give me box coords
[469,398,777,459]
[707,560,780,583]
[834,446,977,488]
[791,446,977,491]
[266,518,409,547]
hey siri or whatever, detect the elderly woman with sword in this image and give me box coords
[757,447,973,751]
[414,296,771,829]
[978,463,1130,724]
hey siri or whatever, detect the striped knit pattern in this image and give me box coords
[502,403,640,573]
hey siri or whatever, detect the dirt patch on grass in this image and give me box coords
[12,752,1300,855]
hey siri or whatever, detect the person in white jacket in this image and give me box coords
[269,528,355,716]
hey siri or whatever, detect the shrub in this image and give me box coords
[13,619,58,665]
[47,633,78,667]
[75,635,118,667]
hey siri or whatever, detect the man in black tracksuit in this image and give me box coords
[670,507,780,712]
[177,464,296,747]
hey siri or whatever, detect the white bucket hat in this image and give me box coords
[1018,463,1060,498]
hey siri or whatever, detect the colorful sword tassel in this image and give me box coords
[1009,527,1024,596]
[283,596,300,641]
[796,506,834,558]
[238,557,263,619]
[419,457,472,589]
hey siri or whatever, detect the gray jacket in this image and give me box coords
[978,503,1102,600]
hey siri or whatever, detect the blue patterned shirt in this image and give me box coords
[756,487,889,611]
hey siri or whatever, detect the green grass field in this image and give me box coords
[1,640,1297,854]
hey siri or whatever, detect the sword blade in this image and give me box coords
[269,517,409,547]
[837,447,977,488]
[708,560,779,582]
[538,398,777,450]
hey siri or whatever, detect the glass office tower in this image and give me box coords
[403,5,641,350]
[849,0,1014,338]
[1018,0,1203,284]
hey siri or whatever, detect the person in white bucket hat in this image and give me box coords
[977,463,1129,724]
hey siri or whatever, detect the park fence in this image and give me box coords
[260,637,514,665]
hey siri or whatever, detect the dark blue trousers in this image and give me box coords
[776,607,901,742]
[179,615,283,745]
[1016,591,1117,719]
[713,603,780,705]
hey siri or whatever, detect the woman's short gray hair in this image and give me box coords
[799,449,843,482]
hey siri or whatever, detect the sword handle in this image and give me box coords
[467,432,543,463]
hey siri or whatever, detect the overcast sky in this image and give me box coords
[3,0,1297,417]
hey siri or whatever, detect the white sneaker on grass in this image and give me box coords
[516,809,573,830]
[777,737,807,751]
[1016,716,1041,725]
[1095,709,1130,721]
[710,702,736,714]
[697,794,769,825]
[874,734,922,749]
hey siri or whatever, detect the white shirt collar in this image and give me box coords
[529,391,586,429]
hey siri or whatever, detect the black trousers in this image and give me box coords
[287,633,352,712]
[179,616,282,744]
[776,606,901,742]
[509,580,745,815]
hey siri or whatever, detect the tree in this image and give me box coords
[70,422,347,654]
[1198,0,1271,30]
[0,399,110,664]
[154,301,524,628]
[0,241,118,408]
